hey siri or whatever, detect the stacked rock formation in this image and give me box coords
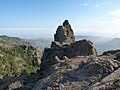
[54,20,75,43]
[40,20,97,71]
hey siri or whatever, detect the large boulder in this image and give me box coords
[41,39,97,71]
[65,39,97,58]
[54,20,75,44]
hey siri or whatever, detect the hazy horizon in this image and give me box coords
[0,0,120,39]
[0,28,120,39]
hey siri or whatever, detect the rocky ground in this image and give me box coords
[0,55,119,90]
[32,55,120,90]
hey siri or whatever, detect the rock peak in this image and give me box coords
[54,20,75,43]
[63,20,71,29]
[63,20,69,26]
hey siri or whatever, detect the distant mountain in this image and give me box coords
[1,35,115,55]
[0,35,52,52]
[0,35,30,45]
[104,38,120,47]
[96,38,120,54]
[76,35,111,44]
[29,38,52,51]
[76,36,120,54]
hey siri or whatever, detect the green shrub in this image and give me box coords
[0,44,37,77]
[24,66,37,75]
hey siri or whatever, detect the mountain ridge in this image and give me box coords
[1,35,120,54]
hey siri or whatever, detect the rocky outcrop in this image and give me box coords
[54,20,75,44]
[102,49,120,55]
[41,39,97,71]
[32,56,120,90]
[66,39,97,58]
[40,20,97,71]
[102,49,120,62]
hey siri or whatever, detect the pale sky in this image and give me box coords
[0,0,120,38]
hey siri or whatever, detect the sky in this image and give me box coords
[0,0,120,39]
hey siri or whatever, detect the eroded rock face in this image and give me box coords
[41,39,97,71]
[66,39,97,58]
[54,20,75,44]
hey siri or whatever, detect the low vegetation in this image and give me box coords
[0,42,37,78]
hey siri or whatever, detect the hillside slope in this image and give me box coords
[0,36,41,79]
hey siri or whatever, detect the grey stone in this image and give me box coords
[54,20,75,44]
